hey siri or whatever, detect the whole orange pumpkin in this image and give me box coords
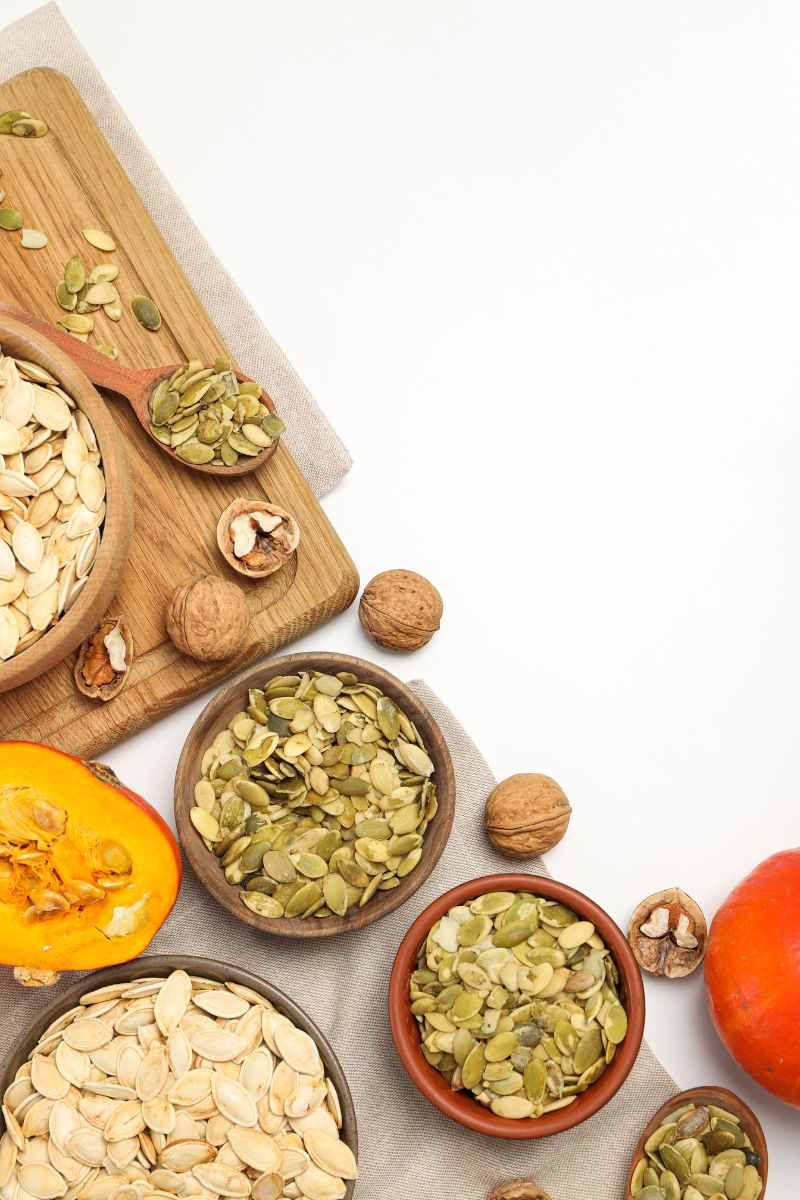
[705,848,800,1107]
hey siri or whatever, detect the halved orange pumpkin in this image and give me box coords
[0,742,180,972]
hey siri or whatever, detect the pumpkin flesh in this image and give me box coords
[0,742,180,970]
[705,847,800,1108]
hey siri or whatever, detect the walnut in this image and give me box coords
[485,774,572,858]
[358,569,442,651]
[216,499,300,579]
[628,888,707,978]
[487,1184,552,1200]
[166,573,249,661]
[74,616,133,701]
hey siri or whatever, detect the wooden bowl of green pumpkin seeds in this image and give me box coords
[389,873,645,1139]
[174,652,455,938]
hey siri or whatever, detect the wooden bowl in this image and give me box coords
[0,954,358,1200]
[625,1086,768,1198]
[174,651,456,938]
[0,313,133,692]
[388,872,646,1139]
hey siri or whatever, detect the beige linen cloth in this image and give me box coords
[0,682,677,1199]
[0,3,351,498]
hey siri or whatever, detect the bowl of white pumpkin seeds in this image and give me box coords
[0,955,359,1200]
[389,873,645,1138]
[174,653,456,938]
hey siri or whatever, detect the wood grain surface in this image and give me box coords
[174,653,456,938]
[0,68,358,754]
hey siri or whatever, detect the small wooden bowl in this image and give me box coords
[0,314,133,693]
[0,954,358,1200]
[625,1086,768,1198]
[389,872,645,1139]
[174,652,456,938]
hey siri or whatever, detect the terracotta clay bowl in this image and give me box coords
[625,1086,768,1198]
[174,652,456,938]
[389,872,645,1139]
[0,313,133,693]
[0,954,358,1200]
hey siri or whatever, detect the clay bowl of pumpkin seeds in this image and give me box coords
[174,652,455,939]
[389,872,645,1139]
[626,1086,768,1200]
[0,313,133,692]
[0,954,359,1200]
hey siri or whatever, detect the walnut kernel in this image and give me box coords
[358,569,442,651]
[74,616,133,701]
[216,499,300,579]
[485,774,572,858]
[628,888,707,978]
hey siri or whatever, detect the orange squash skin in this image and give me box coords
[0,742,181,971]
[705,848,800,1107]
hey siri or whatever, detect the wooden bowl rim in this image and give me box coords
[174,651,456,938]
[0,954,358,1200]
[624,1084,769,1197]
[388,871,646,1140]
[0,314,133,693]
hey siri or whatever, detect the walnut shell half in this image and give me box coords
[74,616,133,701]
[628,887,707,978]
[358,569,443,651]
[216,498,300,579]
[485,773,571,858]
[166,573,249,661]
[488,1184,552,1200]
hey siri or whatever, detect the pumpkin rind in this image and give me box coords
[705,847,800,1108]
[0,742,180,971]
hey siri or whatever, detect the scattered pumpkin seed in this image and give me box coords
[55,280,76,311]
[84,282,118,306]
[19,228,47,249]
[0,209,23,231]
[82,228,116,252]
[96,345,119,359]
[63,256,86,294]
[131,294,161,331]
[10,118,48,138]
[0,110,29,135]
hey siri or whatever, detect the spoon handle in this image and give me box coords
[0,302,141,401]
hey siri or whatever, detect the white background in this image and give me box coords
[2,0,798,1188]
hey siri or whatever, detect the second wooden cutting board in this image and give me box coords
[0,67,359,754]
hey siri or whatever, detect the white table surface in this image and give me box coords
[1,0,797,1189]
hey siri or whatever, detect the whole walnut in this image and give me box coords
[485,774,572,858]
[487,1184,552,1200]
[166,573,249,661]
[359,569,442,651]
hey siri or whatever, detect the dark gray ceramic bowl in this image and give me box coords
[0,954,358,1198]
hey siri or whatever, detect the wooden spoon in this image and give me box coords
[0,301,280,476]
[625,1086,768,1198]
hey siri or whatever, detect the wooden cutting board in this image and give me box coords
[0,68,359,755]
